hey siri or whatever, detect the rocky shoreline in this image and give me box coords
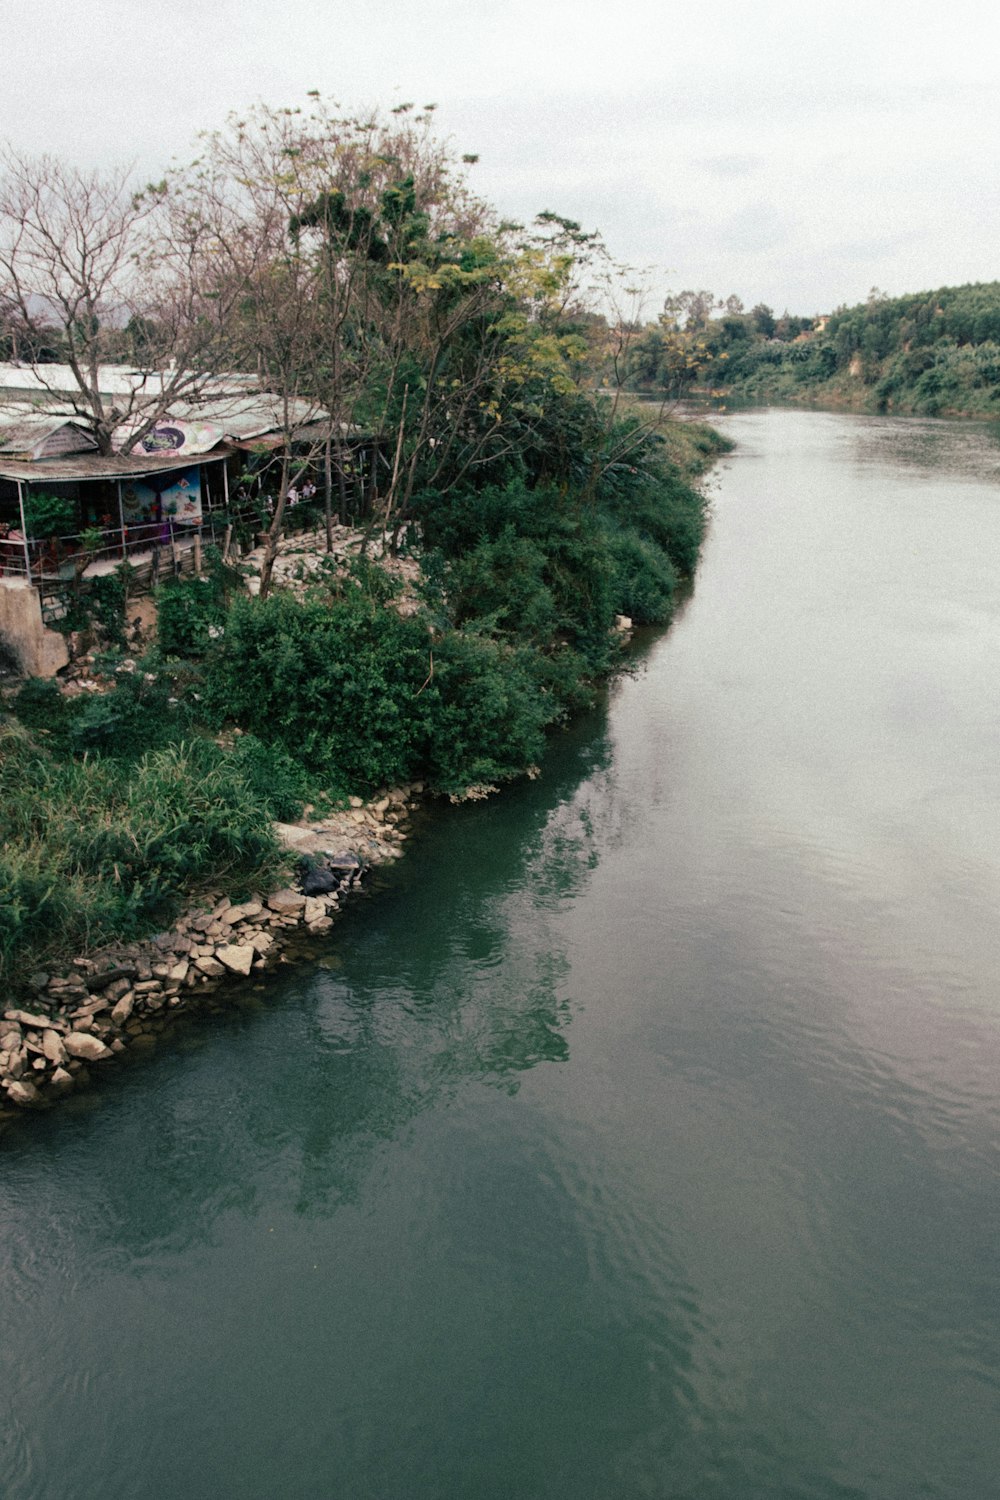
[0,782,423,1121]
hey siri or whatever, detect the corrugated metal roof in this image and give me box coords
[0,447,235,483]
[0,363,257,400]
[0,406,99,459]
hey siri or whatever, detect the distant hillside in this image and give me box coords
[707,283,1000,416]
[620,283,1000,418]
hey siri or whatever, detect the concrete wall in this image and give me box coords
[0,579,69,678]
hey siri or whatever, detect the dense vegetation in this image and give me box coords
[620,282,1000,417]
[0,106,729,984]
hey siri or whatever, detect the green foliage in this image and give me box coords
[227,734,315,822]
[13,662,179,762]
[157,550,237,656]
[82,564,136,648]
[0,723,283,981]
[23,491,76,539]
[698,280,1000,416]
[420,631,552,792]
[606,532,678,623]
[204,591,434,792]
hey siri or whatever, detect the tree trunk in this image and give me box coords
[258,453,291,600]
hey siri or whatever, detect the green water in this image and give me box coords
[2,410,999,1499]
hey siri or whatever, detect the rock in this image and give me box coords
[42,1031,68,1065]
[5,1047,26,1079]
[133,980,163,995]
[6,1079,43,1108]
[86,966,138,992]
[194,957,226,978]
[47,1068,74,1097]
[307,917,334,933]
[4,1009,66,1032]
[298,862,340,896]
[168,960,190,984]
[250,932,274,954]
[216,944,255,976]
[303,896,328,925]
[110,994,135,1025]
[348,795,364,808]
[27,972,50,991]
[70,997,110,1018]
[267,888,306,915]
[63,1032,114,1062]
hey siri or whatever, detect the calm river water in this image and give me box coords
[3,409,1000,1499]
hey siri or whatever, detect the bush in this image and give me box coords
[607,531,678,623]
[420,632,554,792]
[157,550,239,657]
[204,591,434,792]
[23,491,76,539]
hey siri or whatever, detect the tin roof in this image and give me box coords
[0,406,99,459]
[0,448,235,483]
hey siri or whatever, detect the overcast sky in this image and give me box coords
[2,0,996,316]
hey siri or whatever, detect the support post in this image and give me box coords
[116,480,128,560]
[16,481,31,579]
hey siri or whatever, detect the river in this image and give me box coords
[2,408,999,1500]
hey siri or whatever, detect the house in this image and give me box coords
[0,365,381,675]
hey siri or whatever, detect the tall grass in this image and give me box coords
[0,724,284,983]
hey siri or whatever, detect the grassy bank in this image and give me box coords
[0,416,730,987]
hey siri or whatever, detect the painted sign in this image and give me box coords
[120,466,202,526]
[136,420,222,456]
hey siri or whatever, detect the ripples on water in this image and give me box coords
[2,409,1000,1499]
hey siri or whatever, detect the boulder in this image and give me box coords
[195,957,226,978]
[298,862,340,896]
[47,1068,75,1097]
[63,1032,113,1062]
[6,1079,43,1108]
[4,1009,66,1033]
[42,1031,68,1065]
[110,994,135,1025]
[216,944,255,976]
[86,966,138,993]
[303,896,328,925]
[267,888,306,915]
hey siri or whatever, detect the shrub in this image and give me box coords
[23,491,76,539]
[419,631,554,793]
[607,531,678,624]
[157,549,239,657]
[204,591,434,792]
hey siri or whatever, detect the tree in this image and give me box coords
[0,148,246,454]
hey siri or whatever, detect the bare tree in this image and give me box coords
[0,147,249,454]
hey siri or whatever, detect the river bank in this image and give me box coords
[0,414,730,1118]
[0,782,424,1119]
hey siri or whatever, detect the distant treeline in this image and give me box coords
[622,283,1000,417]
